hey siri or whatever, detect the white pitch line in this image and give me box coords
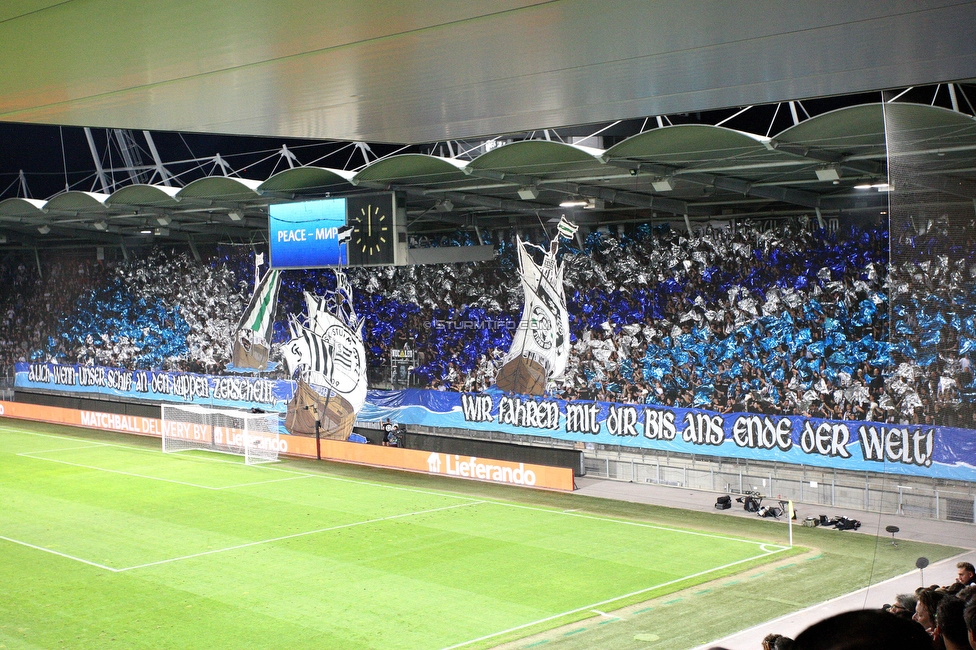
[0,425,86,438]
[281,468,787,547]
[0,534,120,572]
[17,450,314,491]
[17,453,230,490]
[16,443,110,454]
[116,500,486,572]
[299,478,785,551]
[487,500,787,550]
[439,546,787,650]
[3,426,786,560]
[3,426,312,476]
[13,432,787,551]
[0,500,487,573]
[5,428,484,509]
[298,470,487,504]
[0,426,125,448]
[692,549,976,650]
[214,474,315,490]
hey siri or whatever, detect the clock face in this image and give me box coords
[354,204,389,256]
[346,195,395,265]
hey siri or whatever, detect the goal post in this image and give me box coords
[161,403,281,465]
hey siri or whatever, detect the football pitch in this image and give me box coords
[0,420,960,650]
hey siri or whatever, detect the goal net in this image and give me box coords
[161,403,281,465]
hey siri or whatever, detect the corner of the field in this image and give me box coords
[479,543,815,650]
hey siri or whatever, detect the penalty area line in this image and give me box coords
[439,546,787,650]
[0,534,120,572]
[215,474,315,490]
[115,500,487,572]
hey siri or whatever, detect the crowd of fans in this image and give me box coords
[2,216,975,426]
[0,248,245,375]
[739,562,976,650]
[332,218,975,426]
[0,255,103,377]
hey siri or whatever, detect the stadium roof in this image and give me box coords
[1,101,975,250]
[0,3,974,251]
[2,2,973,144]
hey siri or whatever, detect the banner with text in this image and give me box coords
[359,389,976,482]
[15,363,976,481]
[16,362,292,410]
[0,400,572,491]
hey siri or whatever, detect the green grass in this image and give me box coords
[0,419,961,650]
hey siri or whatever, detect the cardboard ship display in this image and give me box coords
[281,270,367,439]
[231,268,281,371]
[495,218,576,395]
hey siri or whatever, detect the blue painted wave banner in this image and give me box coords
[15,363,976,481]
[15,362,294,411]
[359,389,976,482]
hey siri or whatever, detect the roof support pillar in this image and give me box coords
[84,128,111,194]
[143,131,176,186]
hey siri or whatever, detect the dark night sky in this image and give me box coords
[0,124,415,200]
[0,85,967,202]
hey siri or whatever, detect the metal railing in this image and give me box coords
[584,448,976,524]
[0,375,14,401]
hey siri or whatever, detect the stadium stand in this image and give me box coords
[4,216,975,426]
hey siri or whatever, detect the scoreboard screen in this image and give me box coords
[269,198,347,268]
[268,193,396,269]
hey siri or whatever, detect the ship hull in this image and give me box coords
[494,355,547,395]
[232,338,270,370]
[285,379,356,440]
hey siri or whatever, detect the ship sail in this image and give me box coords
[495,218,575,395]
[283,269,367,439]
[231,268,281,370]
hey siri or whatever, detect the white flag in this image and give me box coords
[557,216,578,239]
[255,252,265,266]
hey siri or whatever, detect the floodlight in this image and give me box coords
[559,197,588,208]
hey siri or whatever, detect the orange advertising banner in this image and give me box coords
[313,439,575,491]
[0,401,574,491]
